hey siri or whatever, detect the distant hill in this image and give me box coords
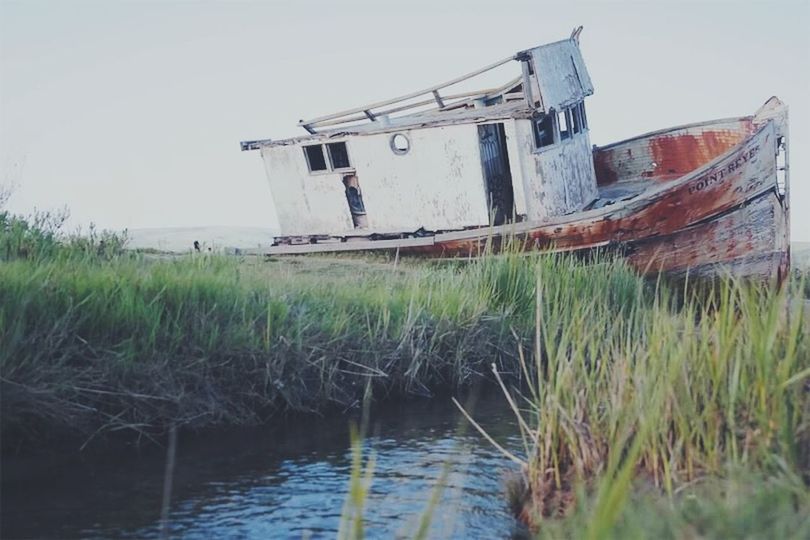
[127,227,277,254]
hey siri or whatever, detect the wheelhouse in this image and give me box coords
[241,28,599,240]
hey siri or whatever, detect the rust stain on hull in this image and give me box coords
[624,191,787,279]
[594,119,755,186]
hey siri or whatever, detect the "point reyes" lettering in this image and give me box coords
[688,145,760,195]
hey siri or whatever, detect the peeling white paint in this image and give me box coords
[260,145,352,236]
[262,116,599,237]
[511,119,598,220]
[262,124,491,235]
[529,39,594,111]
[351,125,491,232]
[503,120,528,217]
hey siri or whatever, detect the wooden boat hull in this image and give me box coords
[267,103,789,282]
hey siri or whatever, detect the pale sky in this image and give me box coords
[1,0,808,239]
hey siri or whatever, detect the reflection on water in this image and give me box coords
[2,393,527,539]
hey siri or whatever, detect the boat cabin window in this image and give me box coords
[304,145,328,172]
[327,142,351,169]
[572,105,582,134]
[533,102,588,150]
[558,109,572,140]
[304,142,352,173]
[533,114,555,149]
[578,102,588,130]
[390,133,411,155]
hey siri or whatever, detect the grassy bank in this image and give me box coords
[337,269,810,537]
[1,210,644,447]
[3,209,809,535]
[485,265,810,535]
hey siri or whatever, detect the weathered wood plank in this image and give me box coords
[267,236,435,255]
[625,190,787,280]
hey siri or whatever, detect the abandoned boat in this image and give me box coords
[241,28,790,281]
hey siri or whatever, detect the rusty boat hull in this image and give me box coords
[267,99,790,282]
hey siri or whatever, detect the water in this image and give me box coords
[2,394,528,539]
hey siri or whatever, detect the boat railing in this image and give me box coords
[297,55,524,134]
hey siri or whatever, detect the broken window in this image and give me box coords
[571,104,582,134]
[303,142,353,173]
[558,109,572,140]
[327,142,351,170]
[343,175,368,228]
[533,114,555,149]
[303,145,327,172]
[776,136,787,197]
[578,102,588,130]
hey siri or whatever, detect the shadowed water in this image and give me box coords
[2,393,527,539]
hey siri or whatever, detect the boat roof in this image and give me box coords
[241,29,593,151]
[242,101,532,150]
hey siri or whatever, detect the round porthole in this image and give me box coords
[390,133,410,155]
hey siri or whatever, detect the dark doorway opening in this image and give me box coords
[343,174,368,229]
[478,123,515,225]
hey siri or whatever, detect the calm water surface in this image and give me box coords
[2,394,527,539]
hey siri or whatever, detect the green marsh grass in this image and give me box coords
[478,267,810,536]
[2,209,647,446]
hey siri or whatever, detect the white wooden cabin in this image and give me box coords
[242,30,598,241]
